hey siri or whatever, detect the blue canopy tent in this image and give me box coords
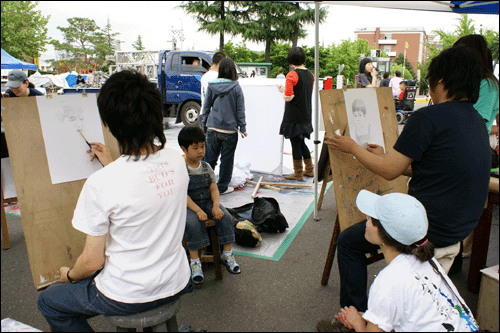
[1,48,38,71]
[280,0,500,219]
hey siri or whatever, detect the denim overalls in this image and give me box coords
[185,162,235,251]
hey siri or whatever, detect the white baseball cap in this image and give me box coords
[356,190,428,246]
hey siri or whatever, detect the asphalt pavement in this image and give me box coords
[1,101,498,332]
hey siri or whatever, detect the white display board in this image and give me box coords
[36,94,105,184]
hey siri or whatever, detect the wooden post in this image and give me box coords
[251,176,263,198]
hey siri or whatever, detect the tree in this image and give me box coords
[240,1,327,63]
[132,35,145,51]
[223,41,260,63]
[50,17,118,72]
[1,1,50,63]
[394,53,416,79]
[178,1,245,53]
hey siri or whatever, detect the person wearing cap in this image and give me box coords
[4,69,44,98]
[318,191,478,332]
[323,46,490,319]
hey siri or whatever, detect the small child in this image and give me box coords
[318,190,478,332]
[398,81,407,100]
[280,46,315,181]
[178,126,241,286]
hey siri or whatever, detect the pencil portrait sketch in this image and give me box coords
[343,89,385,150]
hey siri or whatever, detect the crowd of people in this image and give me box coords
[2,32,497,332]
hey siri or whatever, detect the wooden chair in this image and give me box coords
[182,219,224,283]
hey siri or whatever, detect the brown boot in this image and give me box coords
[303,157,314,177]
[285,159,303,181]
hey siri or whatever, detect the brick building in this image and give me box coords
[355,27,431,82]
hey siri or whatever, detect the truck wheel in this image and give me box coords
[396,112,404,124]
[180,102,201,127]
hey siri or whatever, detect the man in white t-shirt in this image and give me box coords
[37,70,192,332]
[388,70,403,97]
[200,51,226,112]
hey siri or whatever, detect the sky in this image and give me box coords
[35,1,499,62]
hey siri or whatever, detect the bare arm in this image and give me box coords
[187,195,207,221]
[325,135,413,181]
[210,182,224,220]
[59,234,106,283]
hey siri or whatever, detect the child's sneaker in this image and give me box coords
[220,254,241,274]
[190,261,204,285]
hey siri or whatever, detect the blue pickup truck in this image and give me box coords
[158,50,246,126]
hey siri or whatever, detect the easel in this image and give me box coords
[1,185,15,250]
[318,87,408,286]
[2,94,120,289]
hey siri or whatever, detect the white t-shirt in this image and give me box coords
[200,70,219,111]
[72,148,190,303]
[389,77,403,97]
[363,254,478,332]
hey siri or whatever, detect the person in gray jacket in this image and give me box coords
[201,58,247,194]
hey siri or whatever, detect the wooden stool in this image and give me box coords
[104,298,180,332]
[183,219,224,282]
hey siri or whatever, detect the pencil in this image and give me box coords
[78,130,103,167]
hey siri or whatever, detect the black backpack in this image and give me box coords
[228,197,289,233]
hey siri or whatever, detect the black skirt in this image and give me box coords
[279,122,313,140]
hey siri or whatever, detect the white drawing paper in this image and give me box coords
[36,94,105,184]
[343,89,385,150]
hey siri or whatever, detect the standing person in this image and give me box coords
[85,69,94,85]
[200,52,226,113]
[357,58,377,88]
[389,70,403,98]
[318,191,478,332]
[379,72,390,87]
[280,46,315,181]
[201,58,247,195]
[178,126,240,287]
[250,70,256,78]
[454,34,499,133]
[37,70,192,332]
[322,46,490,324]
[276,69,286,79]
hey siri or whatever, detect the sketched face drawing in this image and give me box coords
[351,99,370,144]
[56,106,84,132]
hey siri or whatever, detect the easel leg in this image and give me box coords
[317,164,331,211]
[321,214,340,286]
[1,186,11,250]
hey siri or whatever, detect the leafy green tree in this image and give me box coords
[132,35,145,51]
[240,1,327,63]
[1,1,50,63]
[178,1,245,53]
[223,40,260,63]
[391,64,413,80]
[50,17,118,72]
[394,53,416,79]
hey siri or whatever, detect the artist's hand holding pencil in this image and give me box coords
[87,142,113,166]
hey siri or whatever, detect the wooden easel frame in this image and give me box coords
[318,88,407,286]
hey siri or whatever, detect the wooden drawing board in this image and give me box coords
[2,94,120,289]
[319,87,408,232]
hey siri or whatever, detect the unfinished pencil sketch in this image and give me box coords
[36,94,105,184]
[343,89,385,151]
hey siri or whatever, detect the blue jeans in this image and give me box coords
[203,130,238,193]
[185,201,235,251]
[337,220,379,312]
[37,270,193,332]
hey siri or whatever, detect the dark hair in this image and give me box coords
[212,52,226,65]
[218,58,238,81]
[383,72,390,79]
[178,125,205,150]
[426,46,483,103]
[97,69,165,160]
[394,70,401,77]
[279,69,283,73]
[372,218,434,263]
[400,80,407,86]
[287,46,306,66]
[358,58,373,84]
[453,34,499,89]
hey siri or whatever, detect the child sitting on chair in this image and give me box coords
[320,190,478,332]
[178,126,241,286]
[398,81,407,100]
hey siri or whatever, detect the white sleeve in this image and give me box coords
[362,289,398,332]
[72,177,112,236]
